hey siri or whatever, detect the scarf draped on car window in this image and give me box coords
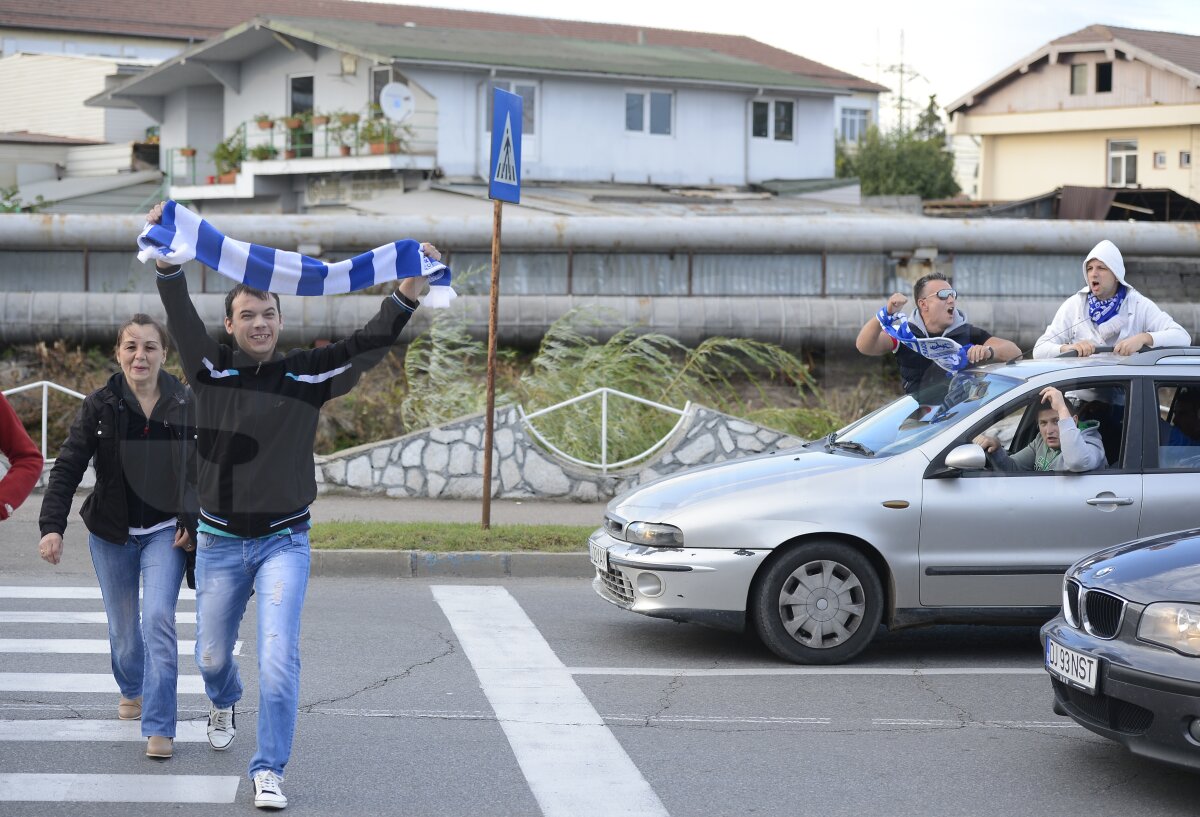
[876,306,972,373]
[136,200,456,308]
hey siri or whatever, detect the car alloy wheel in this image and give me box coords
[752,541,883,665]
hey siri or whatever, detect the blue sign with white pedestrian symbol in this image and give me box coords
[489,88,522,203]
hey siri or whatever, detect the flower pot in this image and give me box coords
[218,171,237,184]
[284,117,303,129]
[369,142,396,155]
[256,120,274,131]
[284,149,297,159]
[338,114,360,126]
[179,148,197,157]
[311,115,329,126]
[339,145,352,157]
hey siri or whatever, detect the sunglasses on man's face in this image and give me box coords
[922,288,956,301]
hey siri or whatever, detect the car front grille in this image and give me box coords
[1064,579,1082,627]
[1083,589,1125,639]
[596,563,634,605]
[1052,679,1154,735]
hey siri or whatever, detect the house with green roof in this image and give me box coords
[85,13,880,210]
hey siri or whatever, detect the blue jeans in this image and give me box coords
[88,527,186,738]
[194,530,310,779]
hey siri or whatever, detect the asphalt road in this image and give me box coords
[2,568,1199,816]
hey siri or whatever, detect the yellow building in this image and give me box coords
[948,25,1200,203]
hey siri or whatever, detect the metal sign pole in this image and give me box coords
[482,198,503,529]
[483,86,521,529]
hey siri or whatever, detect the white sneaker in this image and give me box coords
[253,770,287,809]
[207,703,236,751]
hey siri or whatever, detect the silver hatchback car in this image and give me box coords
[589,348,1200,664]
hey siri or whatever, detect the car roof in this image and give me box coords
[979,347,1200,382]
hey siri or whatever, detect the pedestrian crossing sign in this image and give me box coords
[489,88,522,203]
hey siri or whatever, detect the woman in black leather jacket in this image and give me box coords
[38,314,197,761]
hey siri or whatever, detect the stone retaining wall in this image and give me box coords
[315,404,803,502]
[8,404,802,503]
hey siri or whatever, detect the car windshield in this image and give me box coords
[831,371,1023,457]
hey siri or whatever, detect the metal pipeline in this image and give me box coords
[4,291,1198,350]
[1,212,1199,254]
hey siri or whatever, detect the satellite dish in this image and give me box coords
[379,82,415,122]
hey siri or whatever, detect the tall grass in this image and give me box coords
[402,304,836,464]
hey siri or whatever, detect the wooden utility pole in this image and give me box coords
[481,198,502,529]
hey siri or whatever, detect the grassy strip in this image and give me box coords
[310,521,595,552]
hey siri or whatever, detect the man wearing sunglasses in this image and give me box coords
[856,271,1021,395]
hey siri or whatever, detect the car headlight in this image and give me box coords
[624,522,684,547]
[1137,603,1200,656]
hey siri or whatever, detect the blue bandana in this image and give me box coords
[1086,285,1126,326]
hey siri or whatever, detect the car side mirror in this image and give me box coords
[944,443,987,471]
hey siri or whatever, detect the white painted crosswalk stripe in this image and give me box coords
[0,773,239,803]
[0,720,210,742]
[0,586,197,600]
[0,612,197,624]
[0,673,207,694]
[0,586,239,807]
[0,639,239,655]
[433,585,668,817]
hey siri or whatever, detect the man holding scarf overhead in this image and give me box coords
[142,201,445,810]
[856,272,1021,396]
[1033,239,1190,358]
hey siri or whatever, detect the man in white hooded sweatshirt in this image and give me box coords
[1033,240,1190,358]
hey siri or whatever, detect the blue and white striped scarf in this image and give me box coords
[136,200,456,308]
[1086,285,1126,326]
[877,306,972,373]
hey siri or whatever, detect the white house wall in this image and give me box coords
[407,68,836,184]
[161,85,225,181]
[227,46,436,152]
[0,54,153,142]
[157,38,840,187]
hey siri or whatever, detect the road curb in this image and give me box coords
[310,549,593,579]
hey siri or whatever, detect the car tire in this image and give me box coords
[752,541,883,665]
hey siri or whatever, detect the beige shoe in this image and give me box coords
[146,736,173,759]
[118,696,142,720]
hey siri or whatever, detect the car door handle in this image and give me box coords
[1086,496,1134,506]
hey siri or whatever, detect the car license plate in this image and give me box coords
[589,540,609,572]
[1046,637,1098,693]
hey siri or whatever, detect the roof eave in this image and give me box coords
[950,35,1200,115]
[389,56,846,95]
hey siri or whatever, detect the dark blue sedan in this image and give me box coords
[1042,527,1200,771]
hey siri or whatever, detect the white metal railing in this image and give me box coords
[518,387,692,474]
[2,381,86,461]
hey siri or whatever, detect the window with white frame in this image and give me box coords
[751,99,795,141]
[1070,63,1088,95]
[370,66,394,117]
[1108,139,1137,186]
[840,108,870,143]
[1182,151,1193,169]
[1154,151,1166,169]
[625,90,673,135]
[486,80,537,135]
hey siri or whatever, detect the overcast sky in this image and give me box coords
[373,0,1198,125]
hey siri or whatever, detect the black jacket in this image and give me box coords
[156,266,417,538]
[39,371,199,565]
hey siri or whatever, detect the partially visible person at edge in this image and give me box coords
[855,271,1022,395]
[37,313,198,761]
[0,392,43,521]
[973,386,1106,473]
[1033,239,1190,359]
[146,201,433,810]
